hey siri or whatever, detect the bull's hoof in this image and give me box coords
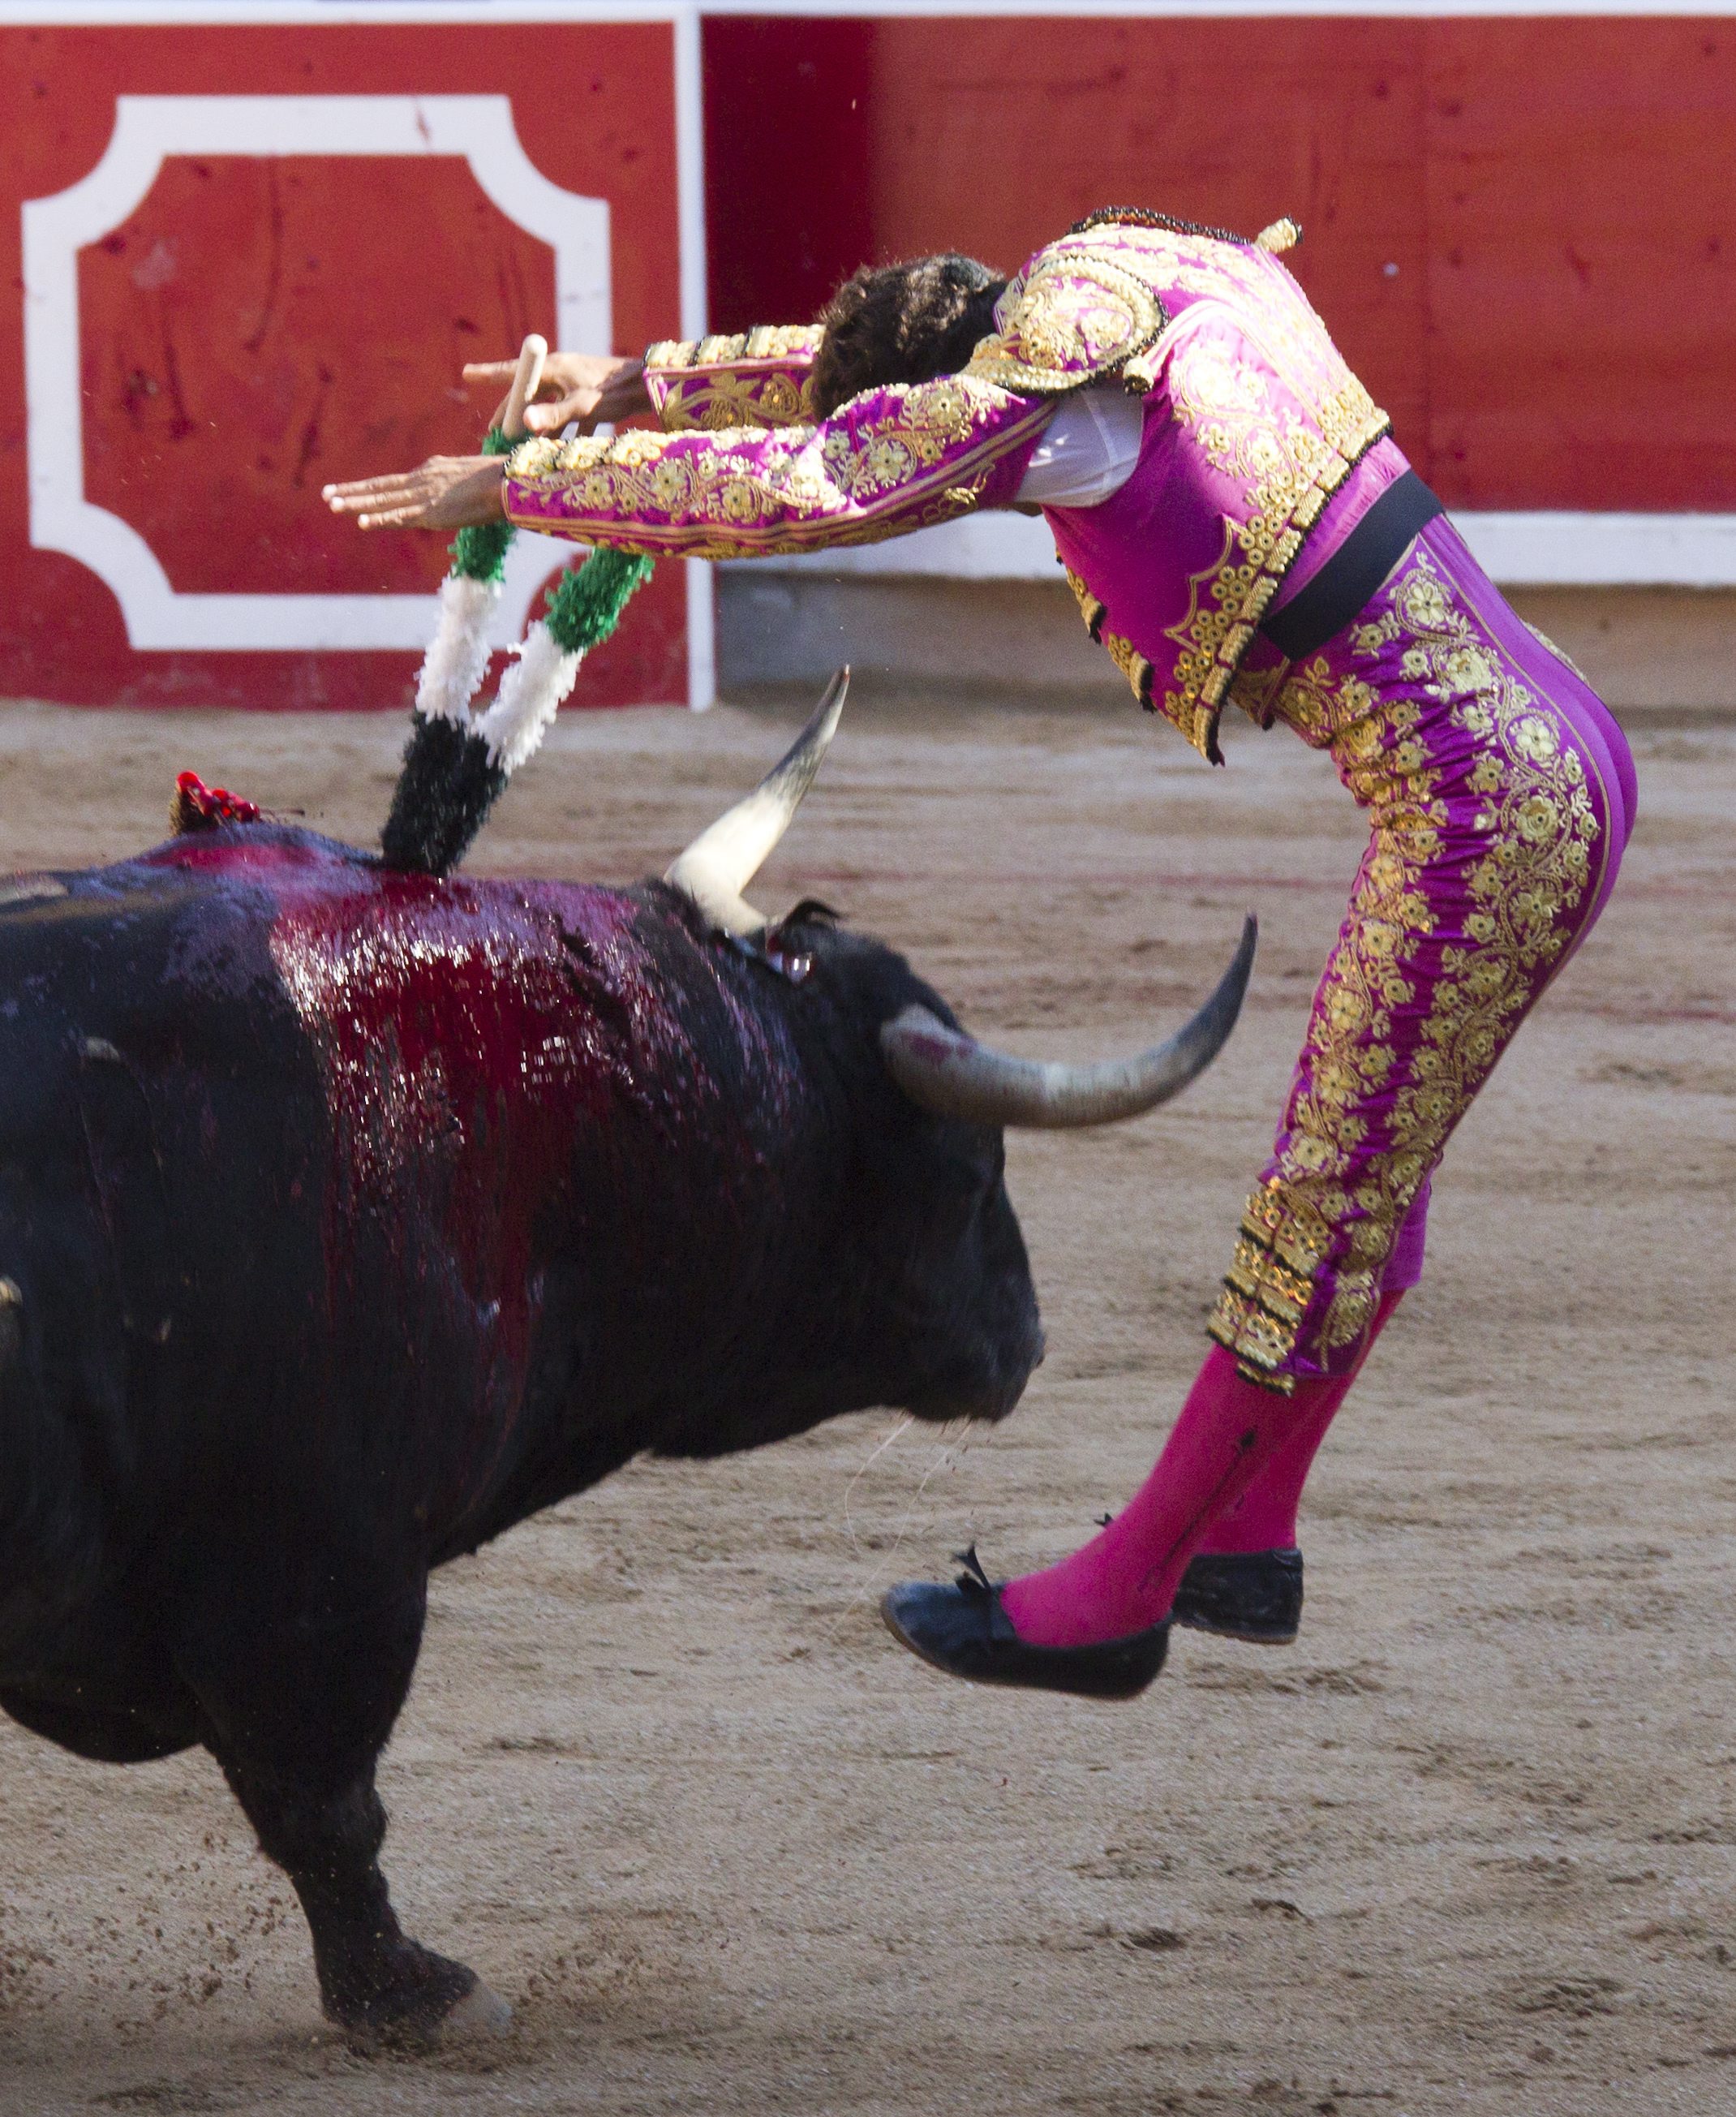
[881,1551,1169,1702]
[440,1978,513,2040]
[324,1943,506,2049]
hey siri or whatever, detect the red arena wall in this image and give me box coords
[704,12,1736,514]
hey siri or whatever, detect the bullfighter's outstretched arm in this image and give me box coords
[500,371,1052,559]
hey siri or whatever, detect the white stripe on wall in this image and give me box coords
[9,1,1726,601]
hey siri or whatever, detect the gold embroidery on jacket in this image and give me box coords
[646,326,823,432]
[1158,316,1390,763]
[1063,567,1106,642]
[1208,549,1601,1388]
[1100,626,1157,709]
[1065,570,1179,730]
[964,225,1392,760]
[507,378,1046,558]
[966,250,1166,394]
[647,325,823,368]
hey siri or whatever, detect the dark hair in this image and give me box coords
[810,255,1008,419]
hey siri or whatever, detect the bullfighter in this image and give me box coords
[328,209,1637,1700]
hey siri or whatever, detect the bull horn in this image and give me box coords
[880,915,1257,1129]
[665,668,849,937]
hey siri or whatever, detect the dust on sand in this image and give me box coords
[0,694,1730,2117]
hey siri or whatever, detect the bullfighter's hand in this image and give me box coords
[462,351,651,435]
[323,455,506,531]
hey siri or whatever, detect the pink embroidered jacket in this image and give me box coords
[504,213,1395,764]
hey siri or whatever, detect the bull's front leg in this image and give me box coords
[213,1751,509,2041]
[178,1568,509,2043]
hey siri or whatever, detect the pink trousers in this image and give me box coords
[1209,518,1637,1391]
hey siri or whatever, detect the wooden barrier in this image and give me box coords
[704,6,1736,583]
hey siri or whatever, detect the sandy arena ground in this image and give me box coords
[0,690,1730,2116]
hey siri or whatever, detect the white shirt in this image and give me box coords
[1013,383,1145,510]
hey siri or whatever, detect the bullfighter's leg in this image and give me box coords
[1184,630,1638,1590]
[1188,1213,1418,1567]
[1170,1285,1406,1645]
[887,520,1635,1681]
[176,1573,509,2041]
[986,527,1631,1653]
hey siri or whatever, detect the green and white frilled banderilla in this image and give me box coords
[380,334,652,876]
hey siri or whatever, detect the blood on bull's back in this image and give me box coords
[0,826,1038,1590]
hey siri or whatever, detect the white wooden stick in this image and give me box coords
[499,333,548,441]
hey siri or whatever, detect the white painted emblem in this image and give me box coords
[22,95,609,651]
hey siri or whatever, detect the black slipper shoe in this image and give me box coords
[880,1548,1170,1702]
[1171,1547,1303,1645]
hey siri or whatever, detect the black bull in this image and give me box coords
[0,804,1248,2039]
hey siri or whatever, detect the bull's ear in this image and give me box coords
[771,898,843,933]
[665,669,848,936]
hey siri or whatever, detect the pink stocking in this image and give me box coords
[998,1347,1319,1649]
[999,1293,1404,1650]
[1195,1287,1404,1555]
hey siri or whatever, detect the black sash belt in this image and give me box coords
[1259,470,1444,662]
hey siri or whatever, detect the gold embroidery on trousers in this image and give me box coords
[1208,548,1601,1388]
